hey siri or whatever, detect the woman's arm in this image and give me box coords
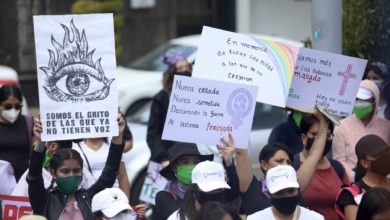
[118,162,130,198]
[219,134,239,200]
[344,205,358,220]
[297,111,328,193]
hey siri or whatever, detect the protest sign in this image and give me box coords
[162,75,257,148]
[287,47,367,117]
[1,195,32,220]
[33,14,118,141]
[192,26,299,107]
[139,161,168,205]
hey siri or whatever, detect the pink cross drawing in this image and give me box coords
[337,64,357,96]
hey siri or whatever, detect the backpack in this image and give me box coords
[334,183,366,219]
[292,154,344,180]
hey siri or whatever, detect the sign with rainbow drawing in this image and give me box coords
[192,26,299,107]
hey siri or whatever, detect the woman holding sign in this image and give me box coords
[147,50,192,164]
[27,114,125,220]
[0,85,33,181]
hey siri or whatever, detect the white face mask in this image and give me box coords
[1,108,20,123]
[110,212,135,220]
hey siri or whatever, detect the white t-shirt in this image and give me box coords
[73,141,123,187]
[167,210,188,220]
[247,206,324,220]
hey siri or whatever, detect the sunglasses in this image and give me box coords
[2,103,23,110]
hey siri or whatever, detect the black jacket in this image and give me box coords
[27,143,124,220]
[147,90,176,162]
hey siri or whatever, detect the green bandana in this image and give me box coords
[176,165,195,185]
[55,175,82,195]
[353,105,373,119]
[43,152,51,169]
[292,111,303,128]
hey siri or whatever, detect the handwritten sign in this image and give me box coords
[193,26,299,107]
[286,47,367,116]
[162,75,257,148]
[1,195,32,220]
[33,14,118,141]
[139,161,168,205]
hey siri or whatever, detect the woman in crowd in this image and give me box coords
[195,202,240,220]
[356,187,390,220]
[147,50,192,164]
[73,136,130,198]
[237,110,330,216]
[155,140,239,220]
[27,114,125,220]
[293,114,349,220]
[167,160,234,220]
[247,165,324,219]
[336,134,390,220]
[365,62,390,120]
[0,85,33,181]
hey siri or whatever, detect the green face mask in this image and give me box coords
[43,152,51,169]
[176,165,195,185]
[55,175,82,195]
[353,105,373,119]
[292,111,303,128]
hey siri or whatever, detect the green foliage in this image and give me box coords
[71,0,124,58]
[343,0,390,64]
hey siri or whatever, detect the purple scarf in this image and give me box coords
[168,181,189,200]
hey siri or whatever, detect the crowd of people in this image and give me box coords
[0,51,390,220]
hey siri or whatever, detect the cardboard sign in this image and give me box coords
[193,26,299,107]
[139,161,168,205]
[1,195,32,220]
[287,47,367,116]
[162,75,257,148]
[33,14,118,141]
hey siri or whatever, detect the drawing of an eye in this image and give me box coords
[40,19,114,102]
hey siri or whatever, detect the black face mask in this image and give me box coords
[195,190,225,205]
[305,138,332,156]
[175,71,192,77]
[271,195,299,215]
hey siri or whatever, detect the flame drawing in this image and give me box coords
[40,19,114,102]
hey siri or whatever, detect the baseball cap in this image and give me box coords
[159,142,213,180]
[266,165,299,194]
[355,134,390,159]
[356,87,374,100]
[191,161,231,192]
[92,188,132,218]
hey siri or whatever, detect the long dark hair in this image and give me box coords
[356,188,390,220]
[178,184,198,220]
[195,201,240,220]
[0,85,22,103]
[354,159,366,182]
[259,143,293,174]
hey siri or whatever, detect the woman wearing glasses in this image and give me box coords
[293,114,350,220]
[0,85,32,181]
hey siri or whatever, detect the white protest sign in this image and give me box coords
[139,161,168,205]
[192,26,299,107]
[1,195,33,220]
[162,75,257,148]
[34,14,118,141]
[287,47,367,116]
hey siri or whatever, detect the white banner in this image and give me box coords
[1,195,33,220]
[33,14,118,141]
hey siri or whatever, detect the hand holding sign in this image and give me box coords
[218,133,235,166]
[112,113,125,145]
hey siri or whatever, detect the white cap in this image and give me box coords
[191,161,231,192]
[92,188,132,218]
[266,165,299,194]
[356,87,374,100]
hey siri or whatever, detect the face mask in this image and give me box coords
[1,109,20,123]
[370,154,390,176]
[175,71,192,77]
[176,165,195,185]
[271,195,299,215]
[43,152,51,169]
[353,100,373,119]
[55,175,82,195]
[196,190,225,205]
[110,212,135,220]
[305,138,332,156]
[372,80,384,90]
[292,111,303,128]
